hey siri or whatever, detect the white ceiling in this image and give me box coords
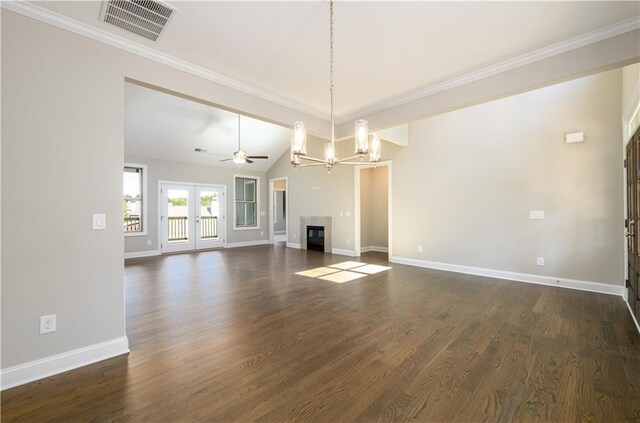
[35,1,639,120]
[125,82,292,171]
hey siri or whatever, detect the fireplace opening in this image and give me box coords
[307,225,325,252]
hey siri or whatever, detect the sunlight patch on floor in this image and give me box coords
[296,261,392,283]
[295,267,340,277]
[319,271,368,283]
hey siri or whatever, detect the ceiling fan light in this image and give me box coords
[354,119,369,154]
[293,121,307,155]
[233,156,246,164]
[369,134,381,162]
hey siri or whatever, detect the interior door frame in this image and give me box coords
[158,180,227,253]
[353,161,392,258]
[269,177,288,245]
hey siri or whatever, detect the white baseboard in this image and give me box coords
[1,336,129,391]
[361,246,389,253]
[287,242,301,249]
[225,240,269,249]
[389,256,624,297]
[625,299,640,335]
[124,249,160,259]
[332,248,356,257]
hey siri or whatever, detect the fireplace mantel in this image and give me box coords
[300,216,332,253]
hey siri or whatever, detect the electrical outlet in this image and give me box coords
[261,231,264,236]
[537,257,545,267]
[346,238,350,245]
[418,245,423,253]
[293,233,296,239]
[529,210,544,219]
[40,314,56,334]
[147,240,152,246]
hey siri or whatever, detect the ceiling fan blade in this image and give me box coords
[219,158,233,162]
[247,156,269,159]
[246,158,254,164]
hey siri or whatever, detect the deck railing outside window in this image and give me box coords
[124,216,141,232]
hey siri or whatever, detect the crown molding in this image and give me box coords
[4,1,637,126]
[1,0,329,122]
[336,16,640,123]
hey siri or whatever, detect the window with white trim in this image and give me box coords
[234,176,259,229]
[123,164,147,235]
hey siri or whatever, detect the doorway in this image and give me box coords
[160,182,226,253]
[269,177,288,244]
[354,163,392,258]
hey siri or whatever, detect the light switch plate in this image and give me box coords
[92,214,106,230]
[529,211,544,219]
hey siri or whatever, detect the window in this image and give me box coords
[123,164,147,235]
[234,175,259,229]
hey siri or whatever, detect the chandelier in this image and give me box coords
[291,0,381,170]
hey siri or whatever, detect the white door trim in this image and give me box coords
[354,161,392,258]
[269,177,288,244]
[158,181,227,253]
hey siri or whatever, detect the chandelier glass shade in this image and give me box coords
[291,0,381,170]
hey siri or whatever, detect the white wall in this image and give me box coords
[124,156,268,254]
[360,166,388,249]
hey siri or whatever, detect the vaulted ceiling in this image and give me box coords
[125,82,292,172]
[33,1,640,123]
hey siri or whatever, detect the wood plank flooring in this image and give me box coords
[2,245,640,422]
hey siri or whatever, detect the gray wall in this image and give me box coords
[270,69,624,286]
[393,69,623,284]
[267,136,402,251]
[124,156,268,254]
[360,166,388,249]
[0,10,318,370]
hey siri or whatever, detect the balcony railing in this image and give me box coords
[167,216,218,242]
[168,216,188,241]
[200,216,218,239]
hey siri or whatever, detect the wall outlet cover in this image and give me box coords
[529,211,544,219]
[537,257,545,266]
[40,314,56,334]
[418,246,423,253]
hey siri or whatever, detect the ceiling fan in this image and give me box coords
[220,115,269,164]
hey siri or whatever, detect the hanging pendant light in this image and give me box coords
[291,0,381,170]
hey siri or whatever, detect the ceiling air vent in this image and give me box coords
[100,0,176,42]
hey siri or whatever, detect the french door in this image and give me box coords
[627,126,640,321]
[160,183,225,253]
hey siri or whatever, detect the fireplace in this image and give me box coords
[300,216,332,252]
[307,226,325,252]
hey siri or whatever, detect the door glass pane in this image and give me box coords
[167,189,189,243]
[200,191,218,240]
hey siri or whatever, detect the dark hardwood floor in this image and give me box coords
[3,245,640,422]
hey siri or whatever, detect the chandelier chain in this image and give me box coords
[329,0,334,92]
